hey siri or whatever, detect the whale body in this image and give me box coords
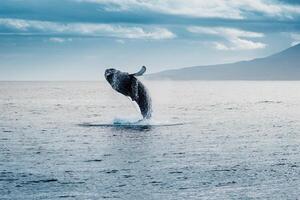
[104,66,152,119]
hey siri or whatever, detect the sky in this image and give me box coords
[0,0,300,80]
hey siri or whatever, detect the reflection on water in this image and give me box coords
[0,81,300,199]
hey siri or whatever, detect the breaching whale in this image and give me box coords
[104,66,152,119]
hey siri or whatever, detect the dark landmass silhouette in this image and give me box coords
[147,44,300,80]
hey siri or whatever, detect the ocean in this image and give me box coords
[0,81,299,199]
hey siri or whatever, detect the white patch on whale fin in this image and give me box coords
[131,66,146,76]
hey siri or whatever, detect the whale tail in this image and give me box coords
[131,66,146,76]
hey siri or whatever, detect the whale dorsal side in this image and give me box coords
[131,66,146,76]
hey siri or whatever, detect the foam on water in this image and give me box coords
[113,117,185,126]
[79,116,185,129]
[113,117,144,125]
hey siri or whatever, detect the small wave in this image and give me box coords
[25,179,58,184]
[215,181,237,187]
[84,159,102,162]
[101,169,118,174]
[59,195,77,198]
[58,181,85,185]
[256,100,282,104]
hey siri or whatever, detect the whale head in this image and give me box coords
[104,68,128,91]
[104,68,117,82]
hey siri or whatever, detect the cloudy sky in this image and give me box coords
[1,0,300,80]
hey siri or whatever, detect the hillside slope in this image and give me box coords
[147,44,300,80]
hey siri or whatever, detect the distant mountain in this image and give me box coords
[147,44,300,80]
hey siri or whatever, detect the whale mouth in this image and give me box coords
[104,69,112,77]
[105,68,116,79]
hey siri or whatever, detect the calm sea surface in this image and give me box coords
[0,81,299,199]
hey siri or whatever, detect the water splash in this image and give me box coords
[113,117,142,125]
[112,116,184,127]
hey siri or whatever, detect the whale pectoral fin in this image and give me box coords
[130,66,146,76]
[130,78,139,101]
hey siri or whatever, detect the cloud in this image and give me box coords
[0,18,175,40]
[49,37,73,43]
[115,39,125,44]
[188,26,266,50]
[78,0,300,19]
[290,33,300,46]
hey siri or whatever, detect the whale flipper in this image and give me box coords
[131,66,146,76]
